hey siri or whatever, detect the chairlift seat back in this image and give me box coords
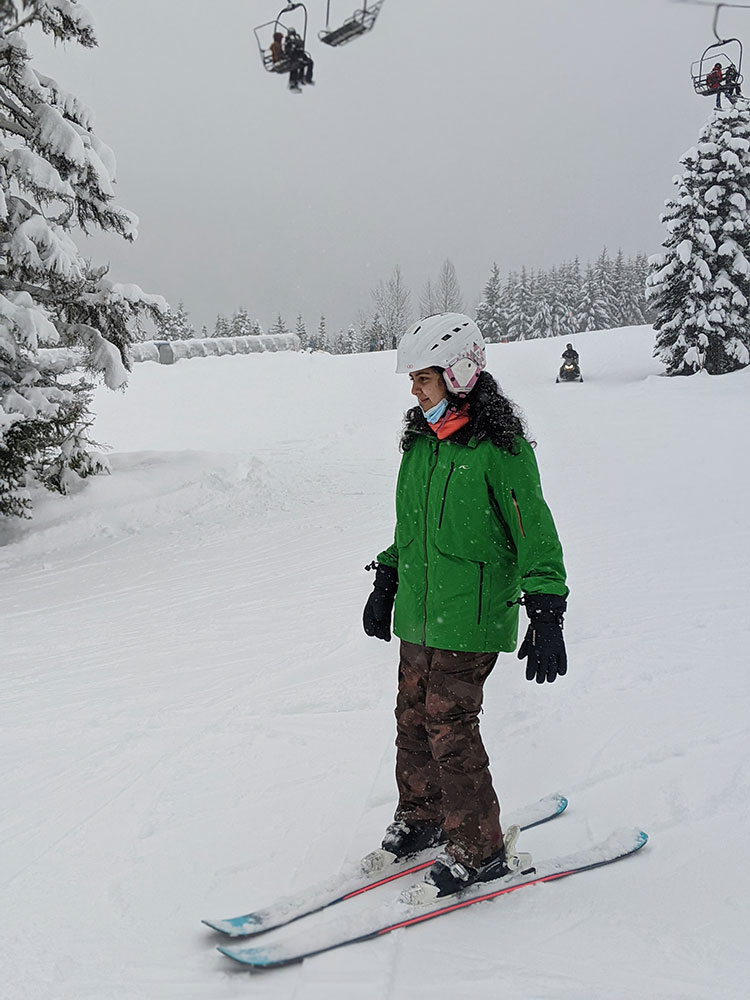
[319,2,382,47]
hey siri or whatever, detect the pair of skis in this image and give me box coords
[202,793,648,969]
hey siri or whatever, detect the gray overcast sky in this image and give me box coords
[28,0,746,333]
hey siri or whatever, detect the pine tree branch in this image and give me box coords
[3,12,37,36]
[0,83,34,130]
[0,110,29,138]
[0,277,55,302]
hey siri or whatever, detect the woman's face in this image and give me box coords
[410,368,448,410]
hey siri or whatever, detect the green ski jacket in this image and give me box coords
[377,432,567,653]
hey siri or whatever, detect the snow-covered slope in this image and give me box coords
[2,327,749,999]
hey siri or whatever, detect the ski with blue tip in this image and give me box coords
[203,792,567,938]
[217,827,648,969]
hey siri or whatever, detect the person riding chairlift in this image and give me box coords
[707,62,724,108]
[270,31,284,65]
[724,63,742,105]
[285,27,314,93]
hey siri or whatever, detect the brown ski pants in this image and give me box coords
[394,640,503,867]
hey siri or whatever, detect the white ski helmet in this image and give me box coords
[396,313,486,395]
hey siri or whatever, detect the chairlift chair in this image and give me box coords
[691,45,743,94]
[318,0,384,47]
[253,2,309,74]
[690,3,744,95]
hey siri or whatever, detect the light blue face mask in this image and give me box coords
[423,398,449,423]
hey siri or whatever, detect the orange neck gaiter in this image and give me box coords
[428,403,470,440]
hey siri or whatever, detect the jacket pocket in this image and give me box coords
[438,462,455,529]
[434,526,496,565]
[510,489,526,538]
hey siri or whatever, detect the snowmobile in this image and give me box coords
[556,360,583,383]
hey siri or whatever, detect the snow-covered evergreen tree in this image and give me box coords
[156,301,195,341]
[702,111,750,372]
[331,329,346,354]
[268,314,289,336]
[528,272,552,340]
[230,307,253,337]
[593,247,615,329]
[648,108,750,375]
[475,262,504,342]
[501,271,519,341]
[213,314,230,338]
[547,267,570,339]
[507,267,532,341]
[354,309,369,352]
[617,253,642,324]
[295,313,308,351]
[632,253,654,323]
[647,143,715,374]
[0,0,165,517]
[577,264,610,331]
[315,314,327,351]
[560,257,583,332]
[345,323,358,354]
[366,311,384,351]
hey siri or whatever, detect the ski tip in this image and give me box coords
[539,792,568,816]
[202,915,263,937]
[217,944,255,966]
[217,944,291,969]
[613,828,649,855]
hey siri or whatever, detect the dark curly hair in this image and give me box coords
[401,370,531,454]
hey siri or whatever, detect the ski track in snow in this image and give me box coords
[2,331,749,999]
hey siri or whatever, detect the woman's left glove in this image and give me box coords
[517,593,568,684]
[363,563,398,642]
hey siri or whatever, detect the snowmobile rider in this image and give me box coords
[707,62,724,108]
[362,314,568,902]
[561,343,579,364]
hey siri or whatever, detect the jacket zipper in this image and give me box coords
[510,489,526,537]
[477,562,485,625]
[438,462,455,529]
[422,441,440,644]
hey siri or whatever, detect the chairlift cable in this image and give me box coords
[673,1,750,10]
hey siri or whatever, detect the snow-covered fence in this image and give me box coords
[33,333,299,375]
[129,333,300,365]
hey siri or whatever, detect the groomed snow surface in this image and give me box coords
[2,326,749,999]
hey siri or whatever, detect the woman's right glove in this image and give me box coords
[517,593,568,684]
[363,562,398,642]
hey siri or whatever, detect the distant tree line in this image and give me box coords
[157,250,654,356]
[476,250,653,343]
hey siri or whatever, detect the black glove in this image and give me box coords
[517,593,568,684]
[363,562,398,642]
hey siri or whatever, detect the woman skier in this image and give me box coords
[362,313,569,902]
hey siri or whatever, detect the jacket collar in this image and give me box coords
[410,408,484,449]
